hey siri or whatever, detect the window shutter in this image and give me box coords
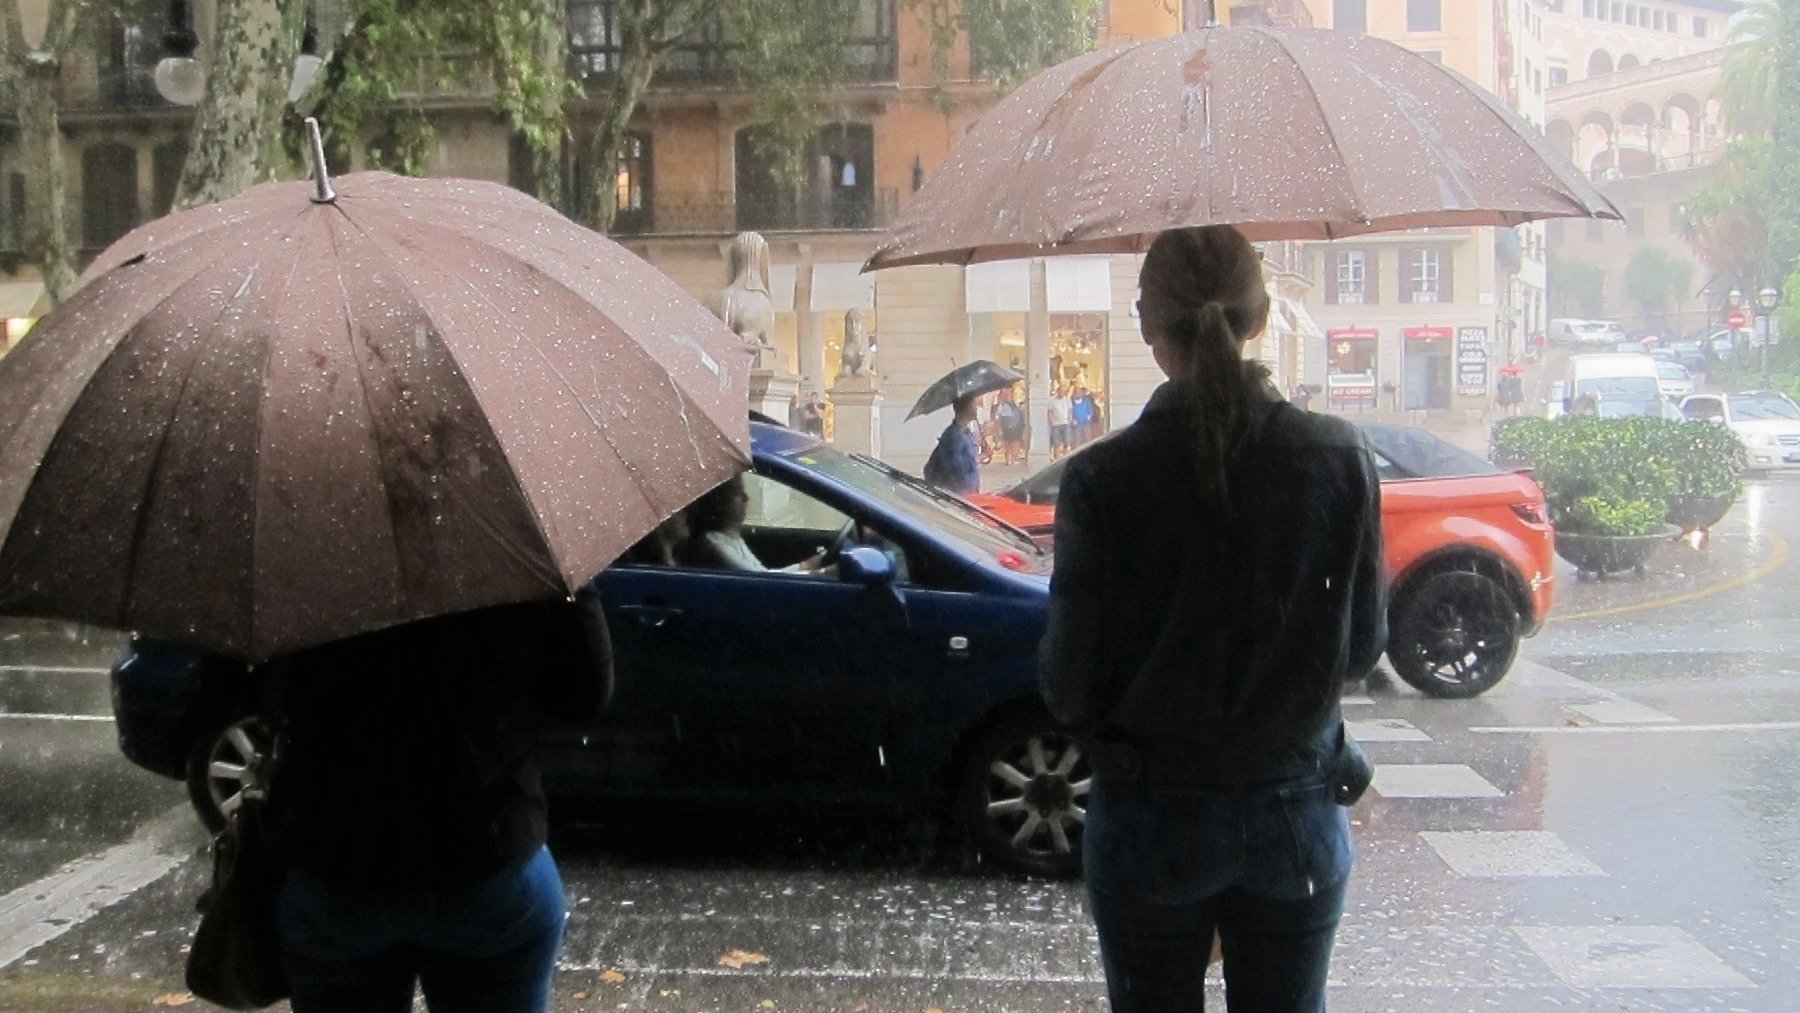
[1399,249,1417,303]
[1364,248,1380,304]
[1439,247,1455,302]
[1324,251,1340,305]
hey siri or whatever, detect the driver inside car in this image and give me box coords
[678,474,833,574]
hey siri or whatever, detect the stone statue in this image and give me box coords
[705,232,777,363]
[838,307,874,380]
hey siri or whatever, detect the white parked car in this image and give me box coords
[1656,362,1696,399]
[1549,318,1620,348]
[1680,391,1800,472]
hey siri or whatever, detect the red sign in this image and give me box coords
[1727,309,1748,330]
[1403,326,1454,341]
[1328,327,1379,341]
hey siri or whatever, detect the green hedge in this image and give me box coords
[1490,416,1744,537]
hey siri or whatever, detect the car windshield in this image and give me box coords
[1004,455,1073,505]
[777,443,1048,569]
[1575,376,1659,399]
[1657,364,1689,380]
[1729,395,1800,421]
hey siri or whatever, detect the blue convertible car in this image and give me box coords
[112,421,1086,875]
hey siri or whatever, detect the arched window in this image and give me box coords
[82,142,140,250]
[1587,49,1614,76]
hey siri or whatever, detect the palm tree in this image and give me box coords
[1718,0,1782,136]
[1678,140,1772,293]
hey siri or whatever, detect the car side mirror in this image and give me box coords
[837,545,896,586]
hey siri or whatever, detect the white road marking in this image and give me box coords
[0,666,111,675]
[0,713,114,723]
[0,805,203,969]
[1371,764,1504,798]
[1421,831,1607,878]
[1347,717,1432,742]
[1514,925,1755,989]
[1471,720,1800,735]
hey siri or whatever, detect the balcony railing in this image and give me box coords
[569,1,898,87]
[611,188,899,237]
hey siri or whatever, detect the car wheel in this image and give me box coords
[1388,570,1521,699]
[185,714,274,832]
[956,714,1089,878]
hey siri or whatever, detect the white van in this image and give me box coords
[1563,353,1664,416]
[1549,318,1617,348]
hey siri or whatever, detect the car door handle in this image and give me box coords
[616,604,683,628]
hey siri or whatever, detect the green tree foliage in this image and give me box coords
[1679,140,1772,292]
[1622,246,1693,324]
[1766,0,1800,285]
[1549,252,1607,317]
[907,0,1099,90]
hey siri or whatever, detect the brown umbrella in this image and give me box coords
[0,160,751,661]
[867,25,1621,270]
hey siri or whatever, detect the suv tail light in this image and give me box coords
[1511,502,1549,526]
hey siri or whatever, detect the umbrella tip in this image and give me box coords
[305,117,336,204]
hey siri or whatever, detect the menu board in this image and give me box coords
[1457,326,1489,397]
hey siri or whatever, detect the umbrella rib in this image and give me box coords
[1262,29,1369,227]
[325,212,572,589]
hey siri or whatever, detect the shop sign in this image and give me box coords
[1326,371,1378,409]
[1456,326,1489,397]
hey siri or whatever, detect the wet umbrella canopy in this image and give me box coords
[0,166,751,661]
[908,360,1026,420]
[867,24,1621,270]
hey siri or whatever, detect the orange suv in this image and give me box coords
[969,420,1554,697]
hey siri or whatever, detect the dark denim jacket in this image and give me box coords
[922,421,980,494]
[1039,383,1386,787]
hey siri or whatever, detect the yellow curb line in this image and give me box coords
[1549,534,1790,623]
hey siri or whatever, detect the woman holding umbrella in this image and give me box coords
[1039,226,1386,1012]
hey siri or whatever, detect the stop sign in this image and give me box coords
[1728,308,1748,330]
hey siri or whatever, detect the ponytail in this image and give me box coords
[1185,302,1267,507]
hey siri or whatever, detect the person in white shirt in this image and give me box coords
[1048,386,1075,459]
[680,475,828,573]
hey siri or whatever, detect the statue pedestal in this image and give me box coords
[748,367,801,424]
[827,375,882,458]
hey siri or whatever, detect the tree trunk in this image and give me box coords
[173,0,309,210]
[519,0,570,213]
[583,43,658,233]
[15,67,76,304]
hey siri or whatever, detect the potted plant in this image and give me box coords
[1492,416,1682,578]
[1651,420,1745,533]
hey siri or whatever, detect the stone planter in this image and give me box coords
[1555,525,1682,579]
[1665,493,1735,533]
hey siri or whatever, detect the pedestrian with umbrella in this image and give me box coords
[910,359,1022,494]
[0,122,752,1013]
[866,17,1622,1011]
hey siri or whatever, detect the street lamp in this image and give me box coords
[153,0,326,107]
[1758,285,1780,388]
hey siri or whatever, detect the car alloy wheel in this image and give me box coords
[1389,570,1521,699]
[185,715,273,832]
[959,715,1089,877]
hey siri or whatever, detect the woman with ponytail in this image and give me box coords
[1040,226,1387,1012]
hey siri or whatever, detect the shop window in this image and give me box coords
[1050,313,1109,446]
[1400,248,1451,304]
[1333,0,1366,31]
[1406,0,1440,32]
[81,142,140,251]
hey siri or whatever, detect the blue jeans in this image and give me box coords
[276,845,567,1013]
[1083,775,1351,1013]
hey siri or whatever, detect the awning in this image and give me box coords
[810,262,875,312]
[964,260,1031,313]
[1287,298,1327,342]
[769,264,797,313]
[1045,257,1113,313]
[0,280,48,319]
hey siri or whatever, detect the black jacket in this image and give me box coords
[267,594,612,890]
[1039,383,1386,787]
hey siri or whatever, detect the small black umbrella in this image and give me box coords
[907,360,1026,420]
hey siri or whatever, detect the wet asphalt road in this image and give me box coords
[0,478,1796,1012]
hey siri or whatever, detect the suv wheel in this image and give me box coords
[1388,570,1521,699]
[956,714,1089,877]
[185,714,273,832]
